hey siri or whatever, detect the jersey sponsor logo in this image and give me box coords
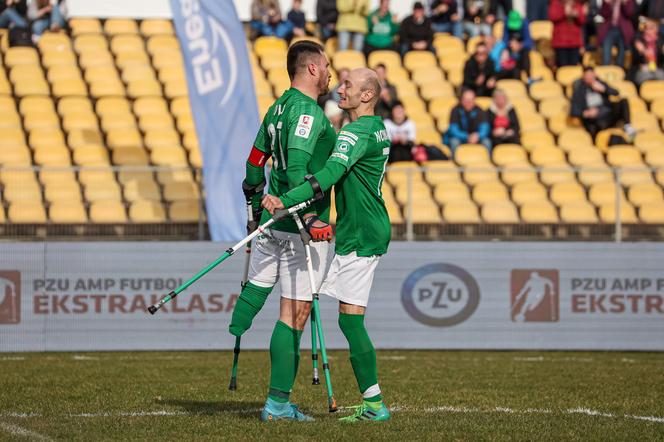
[383,147,390,155]
[295,114,314,139]
[339,130,358,141]
[331,152,349,162]
[337,135,356,146]
[374,129,389,142]
[337,142,350,152]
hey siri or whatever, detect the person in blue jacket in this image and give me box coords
[444,88,492,153]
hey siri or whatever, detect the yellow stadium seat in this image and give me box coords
[38,32,71,51]
[394,182,431,207]
[423,161,461,185]
[578,162,613,187]
[482,200,519,223]
[385,66,410,84]
[657,170,664,187]
[5,47,39,67]
[112,147,149,166]
[58,97,93,116]
[97,97,132,116]
[49,201,88,223]
[496,79,528,99]
[428,96,457,118]
[568,148,604,167]
[620,165,654,187]
[260,54,287,71]
[44,181,82,203]
[540,163,576,186]
[411,198,443,223]
[127,79,162,98]
[433,181,470,204]
[134,97,169,116]
[24,111,59,130]
[550,181,586,206]
[152,51,184,70]
[74,34,107,54]
[73,145,110,166]
[19,96,54,116]
[634,130,664,153]
[492,144,527,166]
[411,66,445,85]
[79,51,115,69]
[511,181,548,206]
[63,112,99,132]
[472,181,509,205]
[85,65,120,84]
[0,169,36,186]
[123,178,160,202]
[558,128,593,152]
[433,34,464,56]
[254,36,288,56]
[455,144,490,166]
[42,50,77,68]
[121,65,157,83]
[78,167,115,186]
[39,168,76,186]
[403,51,437,71]
[144,129,180,150]
[151,147,188,166]
[645,150,664,168]
[140,19,174,36]
[419,81,455,101]
[640,80,664,103]
[29,128,64,148]
[530,20,553,41]
[90,80,126,98]
[189,148,202,168]
[332,50,365,71]
[106,129,142,149]
[639,202,664,223]
[68,129,103,149]
[599,202,638,223]
[0,128,26,149]
[589,181,626,206]
[556,66,582,87]
[129,200,166,223]
[164,80,188,99]
[443,200,480,223]
[146,35,179,56]
[33,146,71,166]
[463,164,499,186]
[70,18,102,35]
[560,201,598,223]
[628,182,663,207]
[531,81,564,102]
[101,113,137,132]
[104,18,139,35]
[90,201,128,223]
[3,181,41,202]
[631,112,659,132]
[83,180,123,202]
[501,162,538,186]
[650,97,664,120]
[595,65,624,82]
[367,50,402,69]
[169,200,203,222]
[157,169,194,185]
[0,145,32,165]
[13,78,50,96]
[521,201,559,223]
[138,113,174,132]
[530,145,566,166]
[9,202,47,223]
[519,130,556,152]
[115,52,150,69]
[538,97,569,119]
[519,113,547,132]
[163,181,199,202]
[606,146,643,167]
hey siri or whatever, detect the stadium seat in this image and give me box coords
[49,201,88,223]
[90,201,128,223]
[520,130,556,152]
[530,20,553,40]
[9,202,47,223]
[58,97,93,116]
[423,161,461,185]
[463,164,499,186]
[645,150,664,168]
[443,201,480,223]
[639,202,664,223]
[539,163,576,186]
[578,162,614,187]
[560,201,598,223]
[595,65,624,82]
[419,81,455,101]
[83,180,123,202]
[472,181,509,205]
[157,169,194,185]
[433,181,471,204]
[530,145,566,166]
[511,181,548,206]
[639,80,664,103]
[104,19,139,35]
[144,130,180,150]
[140,19,174,36]
[163,182,199,202]
[5,47,40,67]
[634,130,664,153]
[531,81,565,103]
[403,51,437,71]
[481,200,519,223]
[254,36,288,57]
[69,18,102,35]
[558,129,593,152]
[44,181,82,203]
[33,146,71,166]
[123,179,160,202]
[24,111,59,130]
[606,146,643,167]
[568,148,605,167]
[90,80,126,98]
[620,165,654,187]
[496,80,528,99]
[112,147,149,166]
[550,181,587,206]
[332,50,365,71]
[538,97,569,119]
[129,200,166,222]
[78,168,115,186]
[492,144,527,166]
[39,168,76,185]
[589,181,626,206]
[455,144,490,166]
[628,182,664,207]
[3,181,41,203]
[169,200,203,222]
[134,97,169,116]
[599,202,638,223]
[521,201,559,223]
[367,50,402,70]
[63,113,99,132]
[501,162,538,186]
[555,66,582,87]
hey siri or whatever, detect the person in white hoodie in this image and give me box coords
[384,101,418,163]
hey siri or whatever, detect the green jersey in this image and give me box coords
[253,88,337,233]
[327,116,391,256]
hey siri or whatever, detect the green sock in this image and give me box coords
[338,313,382,403]
[228,282,272,337]
[268,320,303,403]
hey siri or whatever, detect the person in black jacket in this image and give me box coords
[463,42,496,96]
[399,2,434,56]
[640,0,664,37]
[570,66,636,138]
[487,89,520,146]
[430,0,462,38]
[632,19,664,86]
[317,0,338,40]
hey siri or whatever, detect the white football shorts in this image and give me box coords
[319,252,381,307]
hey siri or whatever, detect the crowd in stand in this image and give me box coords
[0,0,66,43]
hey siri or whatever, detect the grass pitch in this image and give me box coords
[1,350,663,441]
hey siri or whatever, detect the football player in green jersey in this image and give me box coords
[229,41,337,422]
[263,68,392,422]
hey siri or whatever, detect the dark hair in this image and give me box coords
[413,1,424,10]
[375,63,386,70]
[392,100,404,108]
[583,66,594,73]
[287,40,325,80]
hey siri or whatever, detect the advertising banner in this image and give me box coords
[170,0,259,241]
[1,242,663,352]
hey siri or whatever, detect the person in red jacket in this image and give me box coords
[549,0,586,67]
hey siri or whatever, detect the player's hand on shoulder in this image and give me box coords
[262,194,284,214]
[304,215,333,242]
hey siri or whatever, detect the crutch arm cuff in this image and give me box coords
[305,174,324,201]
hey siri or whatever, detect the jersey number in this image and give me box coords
[267,122,286,170]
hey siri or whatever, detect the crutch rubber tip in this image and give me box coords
[228,377,237,391]
[329,397,338,413]
[147,305,158,315]
[312,378,320,385]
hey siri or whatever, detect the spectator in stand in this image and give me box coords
[0,0,28,29]
[463,0,511,38]
[399,2,435,56]
[549,0,586,67]
[598,0,635,67]
[250,0,293,39]
[430,0,463,38]
[495,33,530,79]
[640,0,664,37]
[374,63,398,119]
[463,41,497,96]
[364,0,399,56]
[527,0,548,21]
[487,89,520,146]
[317,0,338,40]
[287,0,307,37]
[445,88,492,153]
[384,102,418,162]
[632,19,664,86]
[336,0,370,51]
[571,66,636,138]
[502,9,533,51]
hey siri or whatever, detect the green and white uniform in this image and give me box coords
[248,88,336,300]
[281,115,391,306]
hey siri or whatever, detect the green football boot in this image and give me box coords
[339,401,390,422]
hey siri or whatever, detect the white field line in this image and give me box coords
[379,356,407,360]
[72,355,99,361]
[2,406,663,424]
[0,357,25,361]
[0,422,53,441]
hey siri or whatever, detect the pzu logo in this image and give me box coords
[401,264,480,327]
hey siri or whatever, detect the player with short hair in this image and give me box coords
[263,67,392,422]
[228,40,337,422]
